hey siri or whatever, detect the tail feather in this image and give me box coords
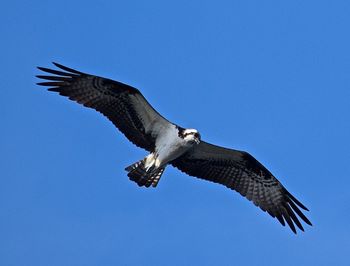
[149,168,165,187]
[125,159,165,188]
[125,159,143,173]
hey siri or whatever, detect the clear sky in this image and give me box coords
[1,1,350,265]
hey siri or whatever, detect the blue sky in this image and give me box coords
[1,0,350,265]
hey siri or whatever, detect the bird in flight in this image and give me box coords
[37,62,312,234]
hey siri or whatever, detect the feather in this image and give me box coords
[172,141,312,233]
[37,62,171,151]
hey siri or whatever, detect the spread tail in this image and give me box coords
[125,159,165,188]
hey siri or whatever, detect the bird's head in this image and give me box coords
[181,128,201,144]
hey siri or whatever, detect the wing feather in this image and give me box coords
[37,62,171,151]
[171,141,312,233]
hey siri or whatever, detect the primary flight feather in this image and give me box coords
[37,62,312,233]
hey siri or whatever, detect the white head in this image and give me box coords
[181,128,201,144]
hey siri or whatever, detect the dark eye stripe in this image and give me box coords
[183,132,200,138]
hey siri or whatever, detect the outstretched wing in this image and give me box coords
[171,141,312,233]
[37,62,172,151]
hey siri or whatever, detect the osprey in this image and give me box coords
[37,63,312,234]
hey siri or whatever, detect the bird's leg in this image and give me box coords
[125,153,164,187]
[142,153,166,187]
[144,153,158,172]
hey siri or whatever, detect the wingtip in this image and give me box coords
[52,62,65,69]
[304,218,313,227]
[37,82,49,86]
[51,62,84,75]
[285,189,309,211]
[35,74,49,79]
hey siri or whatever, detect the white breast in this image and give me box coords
[154,125,192,166]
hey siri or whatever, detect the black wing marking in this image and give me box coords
[171,141,312,233]
[37,62,171,151]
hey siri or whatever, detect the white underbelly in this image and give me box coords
[154,125,192,166]
[156,143,190,166]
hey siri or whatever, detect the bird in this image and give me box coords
[37,62,312,234]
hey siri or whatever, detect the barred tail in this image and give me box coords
[125,160,165,188]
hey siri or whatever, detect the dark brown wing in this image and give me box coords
[171,141,312,233]
[37,62,172,151]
